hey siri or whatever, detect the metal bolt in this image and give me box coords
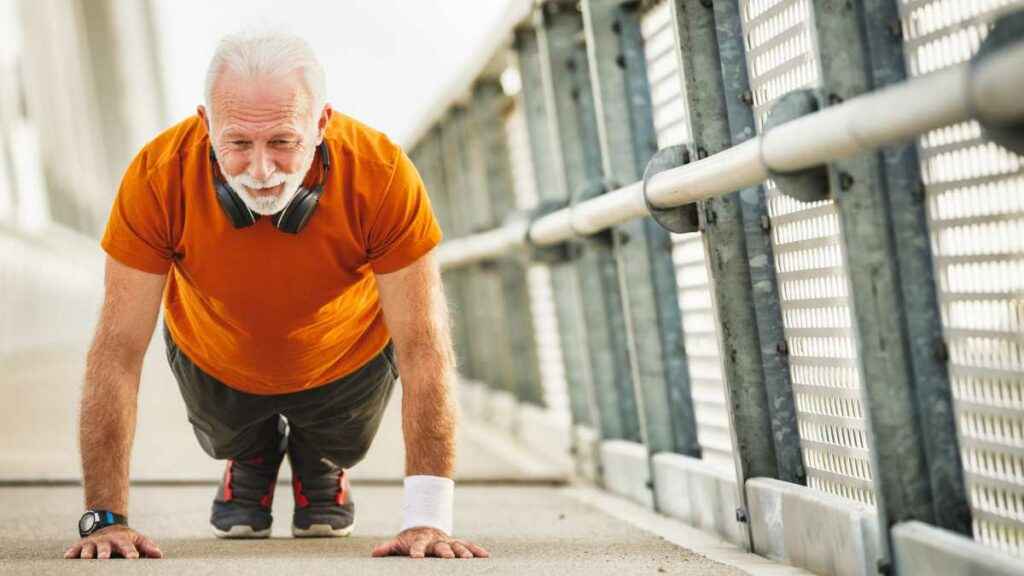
[615,54,626,69]
[776,340,790,356]
[888,19,903,40]
[913,182,928,202]
[735,507,748,523]
[740,89,754,106]
[839,171,855,191]
[645,479,654,490]
[702,205,717,227]
[700,0,713,8]
[697,147,709,160]
[828,93,844,106]
[934,337,950,363]
[611,20,622,34]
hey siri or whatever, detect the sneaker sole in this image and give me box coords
[291,520,355,538]
[212,525,272,539]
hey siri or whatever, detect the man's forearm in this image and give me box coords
[79,342,141,516]
[398,342,457,478]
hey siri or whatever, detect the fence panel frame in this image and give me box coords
[581,0,700,460]
[808,0,973,570]
[534,0,643,445]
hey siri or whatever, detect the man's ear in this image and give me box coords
[197,106,210,130]
[316,104,333,144]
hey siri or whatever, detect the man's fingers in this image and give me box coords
[432,541,455,559]
[409,537,429,559]
[450,541,473,559]
[136,536,163,559]
[460,541,490,558]
[114,539,140,559]
[64,544,82,559]
[96,541,112,559]
[371,540,400,557]
[80,542,95,559]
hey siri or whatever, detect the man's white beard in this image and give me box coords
[224,147,318,216]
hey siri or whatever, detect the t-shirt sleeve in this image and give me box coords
[100,151,175,275]
[365,148,444,274]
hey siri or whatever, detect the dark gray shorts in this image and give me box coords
[161,323,398,472]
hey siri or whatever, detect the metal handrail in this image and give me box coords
[435,37,1024,270]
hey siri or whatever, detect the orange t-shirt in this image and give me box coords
[100,114,442,395]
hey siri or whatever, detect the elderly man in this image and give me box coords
[63,31,488,561]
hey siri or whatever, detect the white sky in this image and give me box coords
[156,0,520,146]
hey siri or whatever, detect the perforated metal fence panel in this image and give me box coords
[898,0,1024,557]
[504,102,572,423]
[642,0,734,469]
[740,0,875,506]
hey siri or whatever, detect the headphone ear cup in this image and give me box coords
[274,186,321,234]
[214,179,258,228]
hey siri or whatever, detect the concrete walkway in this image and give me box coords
[0,333,810,575]
[2,484,756,575]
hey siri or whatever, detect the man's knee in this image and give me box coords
[190,415,285,461]
[320,441,373,470]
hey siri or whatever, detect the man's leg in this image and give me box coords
[282,342,399,537]
[162,323,288,538]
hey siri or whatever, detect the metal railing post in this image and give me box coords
[808,0,973,570]
[471,80,546,405]
[580,0,700,459]
[536,0,642,444]
[702,0,808,483]
[859,0,972,538]
[438,112,481,379]
[515,25,603,441]
[461,91,518,394]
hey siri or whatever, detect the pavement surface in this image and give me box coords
[0,484,749,575]
[1,318,806,575]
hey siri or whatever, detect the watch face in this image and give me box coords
[79,513,97,534]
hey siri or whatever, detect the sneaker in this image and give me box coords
[291,465,356,538]
[210,450,286,539]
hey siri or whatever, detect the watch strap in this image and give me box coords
[79,510,128,537]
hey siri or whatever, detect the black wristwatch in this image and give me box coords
[78,510,128,537]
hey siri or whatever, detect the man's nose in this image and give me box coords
[248,146,275,182]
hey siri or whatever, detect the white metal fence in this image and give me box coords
[899,0,1024,555]
[420,0,1024,562]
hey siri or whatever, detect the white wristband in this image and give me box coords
[401,475,454,535]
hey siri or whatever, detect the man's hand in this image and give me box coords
[63,525,163,559]
[371,527,489,559]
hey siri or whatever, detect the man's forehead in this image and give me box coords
[210,69,312,128]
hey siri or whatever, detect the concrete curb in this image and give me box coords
[600,440,653,508]
[458,379,574,480]
[652,452,746,547]
[746,478,879,576]
[893,521,1024,576]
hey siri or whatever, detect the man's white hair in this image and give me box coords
[204,29,326,125]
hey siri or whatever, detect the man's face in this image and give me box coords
[205,69,322,216]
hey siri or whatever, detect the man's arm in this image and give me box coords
[372,252,488,559]
[375,251,457,478]
[65,256,166,560]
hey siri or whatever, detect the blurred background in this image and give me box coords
[0,0,528,236]
[0,0,538,482]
